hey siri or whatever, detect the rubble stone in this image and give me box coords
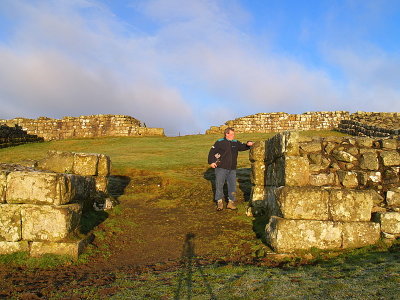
[373,212,400,234]
[380,151,400,166]
[359,152,379,170]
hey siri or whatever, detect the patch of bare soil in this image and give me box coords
[0,172,263,299]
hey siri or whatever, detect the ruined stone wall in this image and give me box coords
[0,151,111,258]
[0,114,164,141]
[0,125,43,148]
[206,111,350,134]
[338,112,400,138]
[250,132,400,253]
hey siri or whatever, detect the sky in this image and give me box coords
[0,0,400,136]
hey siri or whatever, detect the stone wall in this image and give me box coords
[0,124,43,148]
[0,151,111,258]
[0,114,164,141]
[250,131,400,253]
[206,111,350,134]
[338,112,400,138]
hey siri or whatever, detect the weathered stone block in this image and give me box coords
[266,217,342,253]
[380,139,398,150]
[6,171,93,205]
[30,234,94,259]
[251,161,265,185]
[357,171,381,185]
[266,131,299,163]
[73,153,99,176]
[266,186,329,220]
[0,171,7,203]
[355,137,374,148]
[309,173,335,186]
[249,141,266,162]
[0,241,29,254]
[37,150,74,173]
[332,150,357,163]
[0,204,21,241]
[250,185,266,201]
[373,212,400,234]
[95,176,108,193]
[341,222,380,248]
[300,142,322,153]
[329,190,374,221]
[359,152,379,170]
[386,189,400,207]
[337,171,358,188]
[97,154,111,176]
[284,156,309,186]
[380,150,400,166]
[21,204,81,241]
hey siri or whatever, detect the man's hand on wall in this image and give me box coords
[210,163,217,168]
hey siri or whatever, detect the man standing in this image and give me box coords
[208,127,254,211]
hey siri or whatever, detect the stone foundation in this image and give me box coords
[0,151,111,258]
[250,131,400,253]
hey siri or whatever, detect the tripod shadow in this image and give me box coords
[174,233,217,300]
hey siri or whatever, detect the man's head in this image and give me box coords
[224,127,235,140]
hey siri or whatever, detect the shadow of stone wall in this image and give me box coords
[0,125,43,148]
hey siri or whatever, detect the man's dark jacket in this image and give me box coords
[208,138,250,170]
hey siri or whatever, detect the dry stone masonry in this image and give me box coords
[0,114,164,141]
[249,131,400,253]
[0,151,111,258]
[0,124,43,148]
[338,112,400,138]
[206,111,400,139]
[206,111,350,134]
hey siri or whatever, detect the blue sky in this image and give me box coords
[0,0,400,135]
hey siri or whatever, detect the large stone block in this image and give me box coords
[284,156,310,186]
[37,150,74,173]
[341,222,380,248]
[0,171,7,203]
[251,161,266,185]
[6,171,95,206]
[97,154,111,176]
[73,153,99,176]
[30,234,94,259]
[337,171,359,188]
[266,131,299,164]
[373,212,400,234]
[359,152,379,170]
[266,186,329,220]
[380,151,400,166]
[329,190,374,221]
[0,241,29,254]
[249,141,266,162]
[265,217,342,253]
[386,189,400,207]
[21,204,81,241]
[0,204,21,241]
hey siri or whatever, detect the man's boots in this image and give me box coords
[227,200,237,210]
[216,199,224,211]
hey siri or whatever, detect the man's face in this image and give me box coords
[225,130,235,140]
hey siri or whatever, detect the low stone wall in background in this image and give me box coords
[0,125,43,148]
[206,111,350,134]
[206,111,400,140]
[0,114,164,141]
[0,151,111,258]
[338,112,400,138]
[249,131,400,253]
